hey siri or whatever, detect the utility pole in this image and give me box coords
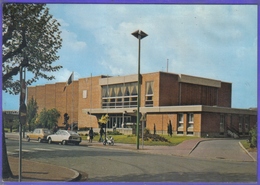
[19,66,27,182]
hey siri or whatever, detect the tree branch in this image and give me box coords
[3,58,29,83]
[2,28,27,63]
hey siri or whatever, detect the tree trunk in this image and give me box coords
[2,119,13,178]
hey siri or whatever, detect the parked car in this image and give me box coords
[26,128,51,143]
[47,130,82,145]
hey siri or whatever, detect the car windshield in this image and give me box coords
[67,131,78,135]
[43,129,51,134]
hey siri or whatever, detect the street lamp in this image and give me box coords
[131,30,148,149]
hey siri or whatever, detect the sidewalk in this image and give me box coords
[84,138,206,157]
[84,138,257,161]
[4,156,80,182]
[3,134,257,182]
[3,133,81,182]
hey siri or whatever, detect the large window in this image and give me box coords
[220,115,225,134]
[188,113,194,128]
[244,116,249,135]
[177,113,184,135]
[178,113,184,127]
[102,82,138,108]
[239,116,243,134]
[145,81,154,107]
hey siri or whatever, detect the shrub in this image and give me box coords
[144,128,150,135]
[107,130,123,135]
[249,126,257,148]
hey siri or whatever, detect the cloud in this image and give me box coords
[61,29,87,52]
[50,68,80,83]
[45,4,257,109]
[48,4,257,78]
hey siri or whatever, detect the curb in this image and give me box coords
[188,141,202,155]
[68,169,81,182]
[238,141,256,162]
[188,139,210,155]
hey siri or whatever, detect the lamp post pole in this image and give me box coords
[131,30,148,149]
[19,66,27,182]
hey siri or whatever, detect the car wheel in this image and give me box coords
[48,138,52,144]
[27,137,30,142]
[62,140,67,145]
[38,138,42,143]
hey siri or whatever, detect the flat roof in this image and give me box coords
[83,105,257,116]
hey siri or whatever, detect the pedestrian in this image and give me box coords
[167,123,170,136]
[169,121,173,137]
[53,124,58,133]
[89,127,94,143]
[99,127,104,142]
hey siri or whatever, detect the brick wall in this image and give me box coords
[77,76,100,128]
[158,72,179,106]
[180,83,218,106]
[27,81,79,127]
[141,72,160,107]
[146,113,177,134]
[54,83,67,125]
[201,112,220,133]
[218,82,232,107]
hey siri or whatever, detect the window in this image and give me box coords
[145,81,154,107]
[178,113,184,127]
[220,115,225,124]
[220,115,225,134]
[83,90,87,98]
[188,113,194,127]
[178,113,183,123]
[244,116,249,134]
[101,82,138,108]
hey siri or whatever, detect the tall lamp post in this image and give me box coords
[19,66,27,182]
[131,30,148,149]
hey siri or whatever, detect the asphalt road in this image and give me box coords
[5,139,257,182]
[189,139,254,161]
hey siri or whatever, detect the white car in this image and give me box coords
[47,130,82,145]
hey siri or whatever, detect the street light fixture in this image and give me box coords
[131,30,148,149]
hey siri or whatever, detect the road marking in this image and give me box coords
[7,151,17,155]
[14,149,35,152]
[49,147,70,150]
[8,147,71,155]
[32,148,53,151]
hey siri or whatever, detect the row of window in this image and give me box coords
[101,81,154,108]
[178,114,250,130]
[178,113,194,128]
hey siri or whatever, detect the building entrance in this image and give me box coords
[108,115,132,128]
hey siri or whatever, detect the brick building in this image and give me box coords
[27,71,257,137]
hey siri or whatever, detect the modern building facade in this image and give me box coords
[27,71,257,138]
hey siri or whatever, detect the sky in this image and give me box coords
[2,3,258,110]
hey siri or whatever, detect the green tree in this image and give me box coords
[3,4,62,94]
[3,115,19,132]
[36,108,60,129]
[36,108,48,128]
[249,126,257,148]
[27,97,38,131]
[2,4,62,178]
[46,108,60,129]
